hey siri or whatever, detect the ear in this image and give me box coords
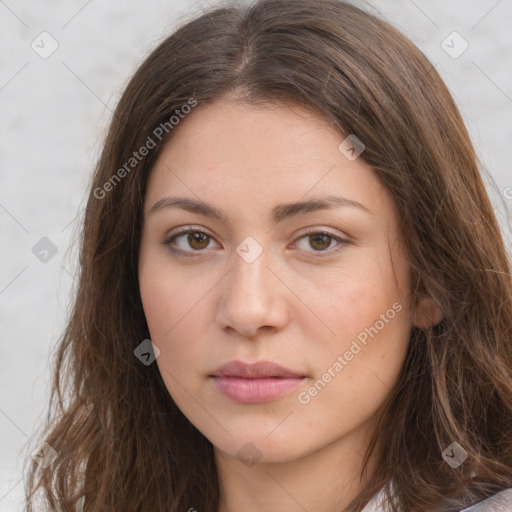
[413,294,444,330]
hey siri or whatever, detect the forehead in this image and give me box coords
[144,99,392,223]
[162,98,341,164]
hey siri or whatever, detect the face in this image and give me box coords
[138,98,420,465]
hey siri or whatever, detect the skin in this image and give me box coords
[138,97,442,512]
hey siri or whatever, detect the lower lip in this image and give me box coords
[212,376,304,403]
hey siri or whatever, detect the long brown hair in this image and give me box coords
[23,0,512,510]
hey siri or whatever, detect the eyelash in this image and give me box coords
[161,226,350,258]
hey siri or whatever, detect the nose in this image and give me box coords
[215,246,291,339]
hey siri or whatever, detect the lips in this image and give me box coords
[210,360,306,404]
[211,360,304,379]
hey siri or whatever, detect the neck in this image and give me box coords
[215,415,380,512]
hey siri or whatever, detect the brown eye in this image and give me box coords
[162,227,349,258]
[187,232,210,250]
[293,229,350,256]
[163,229,217,255]
[308,233,333,251]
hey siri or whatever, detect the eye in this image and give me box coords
[292,228,349,256]
[161,226,350,257]
[162,226,218,255]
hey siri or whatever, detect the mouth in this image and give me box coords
[209,360,307,404]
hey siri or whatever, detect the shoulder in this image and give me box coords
[361,487,389,512]
[460,488,512,512]
[362,487,512,512]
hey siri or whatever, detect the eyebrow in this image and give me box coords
[148,195,374,224]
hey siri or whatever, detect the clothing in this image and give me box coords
[460,488,512,512]
[361,487,512,512]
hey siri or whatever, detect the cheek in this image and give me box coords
[310,263,403,338]
[309,254,413,377]
[140,276,204,359]
[139,276,203,409]
[138,255,213,392]
[139,245,209,339]
[295,286,411,436]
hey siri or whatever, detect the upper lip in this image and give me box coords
[211,360,304,379]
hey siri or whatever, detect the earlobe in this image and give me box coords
[413,295,444,329]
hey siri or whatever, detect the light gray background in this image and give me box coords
[1,0,511,509]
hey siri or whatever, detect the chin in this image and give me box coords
[207,427,314,465]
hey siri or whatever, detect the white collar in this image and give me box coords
[360,487,388,512]
[361,486,512,511]
[459,488,512,511]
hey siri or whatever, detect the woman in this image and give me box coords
[24,0,512,510]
